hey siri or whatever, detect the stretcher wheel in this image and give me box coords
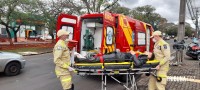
[145,73,150,76]
[156,77,162,82]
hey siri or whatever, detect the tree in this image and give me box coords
[35,0,81,43]
[158,23,175,34]
[109,3,130,15]
[0,0,37,45]
[185,24,193,37]
[161,22,194,37]
[81,0,120,13]
[35,0,121,43]
[130,5,167,30]
[166,25,178,36]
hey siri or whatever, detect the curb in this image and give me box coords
[21,51,53,56]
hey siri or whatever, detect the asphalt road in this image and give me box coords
[0,53,125,90]
[0,39,193,90]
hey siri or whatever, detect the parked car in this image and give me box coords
[184,36,188,40]
[40,35,52,40]
[164,36,170,40]
[186,42,200,60]
[0,52,26,76]
[166,36,170,40]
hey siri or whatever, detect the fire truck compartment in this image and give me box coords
[80,18,103,56]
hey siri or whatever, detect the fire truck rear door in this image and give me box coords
[56,14,78,41]
[103,12,116,54]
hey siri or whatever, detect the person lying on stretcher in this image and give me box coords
[74,51,155,68]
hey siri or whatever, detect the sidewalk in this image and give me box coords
[137,56,200,90]
[0,38,54,56]
[18,48,53,56]
[0,38,53,45]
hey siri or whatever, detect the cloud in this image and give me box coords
[119,0,200,28]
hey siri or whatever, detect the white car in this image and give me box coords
[40,35,52,40]
[0,52,26,76]
[166,36,170,40]
[184,36,188,40]
[164,36,170,40]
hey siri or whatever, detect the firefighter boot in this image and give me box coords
[67,84,74,90]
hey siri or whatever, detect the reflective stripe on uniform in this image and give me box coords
[63,63,70,69]
[157,74,167,78]
[159,60,165,65]
[157,68,169,78]
[55,70,61,75]
[61,77,72,82]
[158,40,165,46]
[159,58,169,66]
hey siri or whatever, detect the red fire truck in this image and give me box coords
[56,12,154,56]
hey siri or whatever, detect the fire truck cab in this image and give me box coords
[56,12,154,57]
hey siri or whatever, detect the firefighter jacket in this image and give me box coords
[153,39,170,78]
[53,40,71,77]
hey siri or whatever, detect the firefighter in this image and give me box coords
[53,30,75,90]
[148,31,170,90]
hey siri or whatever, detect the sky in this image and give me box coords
[119,0,200,28]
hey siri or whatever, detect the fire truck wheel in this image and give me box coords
[145,73,150,76]
[197,53,200,61]
[156,77,162,82]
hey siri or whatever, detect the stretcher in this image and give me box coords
[74,60,160,69]
[75,68,160,90]
[73,59,160,90]
[69,43,161,90]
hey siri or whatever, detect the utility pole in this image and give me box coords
[196,9,198,38]
[194,8,200,38]
[176,0,186,65]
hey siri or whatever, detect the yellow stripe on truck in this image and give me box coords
[103,27,107,54]
[143,23,147,31]
[119,15,133,51]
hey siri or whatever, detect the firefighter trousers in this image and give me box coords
[148,75,167,90]
[59,75,72,90]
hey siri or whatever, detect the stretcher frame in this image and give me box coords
[70,47,159,90]
[74,60,159,90]
[75,67,157,90]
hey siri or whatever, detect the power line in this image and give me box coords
[186,0,197,28]
[189,0,195,18]
[186,0,194,19]
[186,15,196,25]
[193,8,200,37]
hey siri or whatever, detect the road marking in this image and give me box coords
[167,76,200,83]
